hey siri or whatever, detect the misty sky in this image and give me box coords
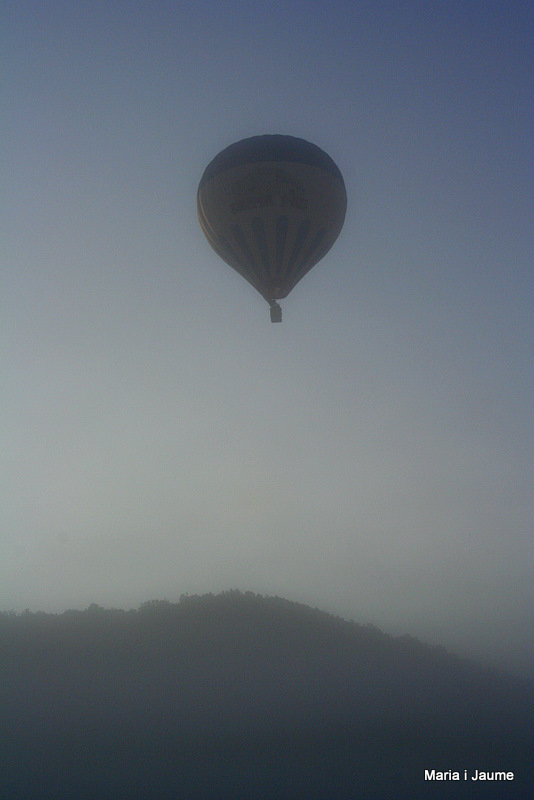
[3,1,533,676]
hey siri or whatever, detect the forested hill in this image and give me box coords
[1,591,532,799]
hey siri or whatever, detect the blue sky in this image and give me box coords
[3,0,533,675]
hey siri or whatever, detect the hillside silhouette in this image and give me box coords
[1,590,532,799]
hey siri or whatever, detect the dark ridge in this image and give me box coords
[1,590,532,799]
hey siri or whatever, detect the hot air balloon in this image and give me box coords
[197,135,347,322]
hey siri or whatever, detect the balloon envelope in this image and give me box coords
[197,135,347,312]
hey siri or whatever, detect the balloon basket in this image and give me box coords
[270,304,282,323]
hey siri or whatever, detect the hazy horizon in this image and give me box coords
[4,1,533,681]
